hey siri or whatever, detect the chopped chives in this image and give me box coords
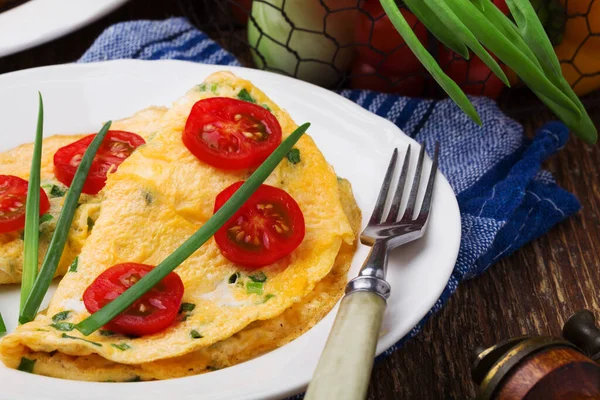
[69,257,79,272]
[75,122,310,336]
[179,303,195,313]
[49,184,66,198]
[20,93,45,313]
[61,333,102,347]
[246,281,264,295]
[17,357,36,373]
[286,148,301,164]
[50,322,75,331]
[99,329,114,336]
[111,343,131,351]
[39,214,54,224]
[87,217,95,231]
[20,121,112,324]
[51,310,71,322]
[249,272,267,283]
[190,330,203,339]
[237,88,256,103]
[0,312,6,336]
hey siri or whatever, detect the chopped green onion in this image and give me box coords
[75,122,310,336]
[228,272,239,284]
[49,184,66,198]
[87,217,95,231]
[69,257,78,273]
[190,330,203,339]
[246,281,264,295]
[286,148,301,165]
[126,376,141,382]
[179,303,196,313]
[111,343,131,351]
[99,329,114,337]
[39,214,54,224]
[17,357,35,373]
[249,272,267,283]
[50,322,75,331]
[256,293,276,305]
[143,191,153,205]
[51,310,71,322]
[262,104,272,112]
[61,333,102,347]
[237,89,256,104]
[20,93,45,313]
[20,121,112,324]
[0,312,6,336]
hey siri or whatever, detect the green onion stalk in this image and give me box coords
[379,0,596,143]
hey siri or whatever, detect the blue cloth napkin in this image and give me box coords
[79,17,580,362]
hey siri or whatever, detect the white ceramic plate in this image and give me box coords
[0,60,461,400]
[0,0,129,57]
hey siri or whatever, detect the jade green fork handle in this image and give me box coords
[304,290,387,400]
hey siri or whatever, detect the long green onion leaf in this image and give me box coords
[422,0,509,86]
[400,0,470,59]
[75,122,311,335]
[379,0,481,125]
[0,312,6,336]
[443,0,579,118]
[20,93,44,312]
[506,0,597,143]
[19,121,112,324]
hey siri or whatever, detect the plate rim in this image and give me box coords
[0,59,461,400]
[0,0,129,57]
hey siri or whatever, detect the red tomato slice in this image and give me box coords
[53,131,146,195]
[214,182,305,269]
[0,175,50,234]
[83,263,184,336]
[183,97,282,170]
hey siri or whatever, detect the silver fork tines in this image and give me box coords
[348,143,440,300]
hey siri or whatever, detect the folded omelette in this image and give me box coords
[0,106,167,284]
[0,72,359,380]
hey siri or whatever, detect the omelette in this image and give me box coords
[0,72,360,380]
[0,106,167,284]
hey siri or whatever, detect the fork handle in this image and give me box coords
[305,291,387,400]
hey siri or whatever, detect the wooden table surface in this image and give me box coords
[1,1,599,398]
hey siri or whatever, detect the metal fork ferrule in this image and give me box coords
[345,275,391,300]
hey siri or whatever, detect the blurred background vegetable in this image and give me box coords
[180,0,600,142]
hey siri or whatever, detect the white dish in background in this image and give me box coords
[0,0,129,57]
[0,60,461,400]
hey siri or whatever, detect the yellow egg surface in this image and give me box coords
[0,72,356,370]
[3,178,360,381]
[0,106,168,284]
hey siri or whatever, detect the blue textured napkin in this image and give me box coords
[79,17,580,364]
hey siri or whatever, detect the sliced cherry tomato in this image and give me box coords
[53,131,145,195]
[83,263,184,336]
[0,175,50,234]
[214,182,305,269]
[183,97,282,170]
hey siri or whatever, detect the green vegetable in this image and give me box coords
[19,121,112,324]
[99,329,114,337]
[50,322,75,331]
[190,330,203,339]
[286,148,301,165]
[17,357,36,373]
[257,293,276,304]
[111,343,131,351]
[20,93,45,312]
[143,191,153,205]
[87,217,95,231]
[248,0,357,87]
[69,257,78,273]
[49,184,66,198]
[126,376,141,382]
[249,271,267,283]
[237,89,256,103]
[0,312,6,336]
[61,333,102,347]
[228,272,239,284]
[51,310,71,322]
[262,104,272,112]
[75,123,311,336]
[179,303,196,313]
[246,281,264,295]
[39,214,54,224]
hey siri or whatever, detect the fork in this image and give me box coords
[305,143,440,400]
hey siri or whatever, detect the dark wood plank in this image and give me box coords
[1,1,599,399]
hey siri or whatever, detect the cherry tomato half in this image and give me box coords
[214,182,305,269]
[53,131,146,195]
[183,98,282,170]
[0,175,50,234]
[83,263,184,336]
